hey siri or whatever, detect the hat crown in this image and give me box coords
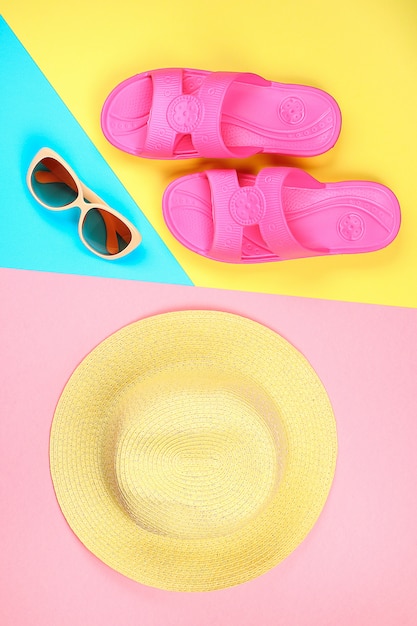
[106,369,286,539]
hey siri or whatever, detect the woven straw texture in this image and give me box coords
[50,310,337,591]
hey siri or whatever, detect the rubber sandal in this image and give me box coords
[101,68,341,159]
[162,168,400,263]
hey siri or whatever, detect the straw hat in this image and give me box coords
[50,310,337,591]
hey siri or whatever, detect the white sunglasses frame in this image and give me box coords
[27,148,142,260]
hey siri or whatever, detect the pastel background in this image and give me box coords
[1,0,417,305]
[0,18,192,286]
[1,0,417,624]
[1,268,417,625]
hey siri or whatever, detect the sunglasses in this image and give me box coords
[27,148,142,259]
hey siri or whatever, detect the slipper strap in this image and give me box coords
[192,72,267,159]
[143,68,184,157]
[206,168,315,262]
[256,167,313,259]
[206,170,244,261]
[143,69,269,158]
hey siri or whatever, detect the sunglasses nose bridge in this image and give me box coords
[78,179,109,208]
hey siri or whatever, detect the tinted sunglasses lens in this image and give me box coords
[82,208,133,256]
[31,157,78,207]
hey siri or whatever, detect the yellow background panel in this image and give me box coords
[2,0,417,306]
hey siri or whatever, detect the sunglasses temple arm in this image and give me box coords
[96,209,133,255]
[34,164,79,193]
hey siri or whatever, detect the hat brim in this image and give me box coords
[50,310,337,591]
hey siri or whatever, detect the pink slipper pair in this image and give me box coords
[101,68,400,263]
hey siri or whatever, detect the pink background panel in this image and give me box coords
[1,268,417,625]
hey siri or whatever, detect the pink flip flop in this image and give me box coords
[101,68,341,159]
[162,168,401,263]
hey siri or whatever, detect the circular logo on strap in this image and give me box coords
[167,95,202,133]
[338,212,365,241]
[229,188,265,225]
